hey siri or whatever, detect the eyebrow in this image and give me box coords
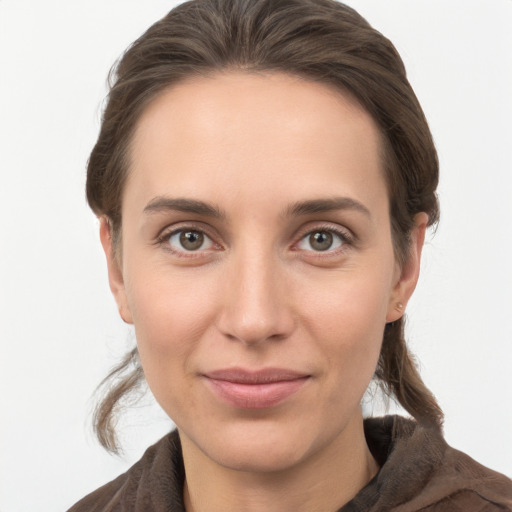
[142,195,371,220]
[285,197,371,218]
[143,197,225,219]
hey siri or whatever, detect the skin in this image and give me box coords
[100,72,427,512]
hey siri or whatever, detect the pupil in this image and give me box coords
[180,231,204,250]
[310,231,332,251]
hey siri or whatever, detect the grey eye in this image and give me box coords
[309,231,333,251]
[168,230,213,251]
[180,231,204,250]
[298,230,343,252]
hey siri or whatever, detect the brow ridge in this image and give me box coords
[143,195,370,220]
[143,196,225,218]
[285,197,371,218]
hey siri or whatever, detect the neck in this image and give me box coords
[180,413,379,512]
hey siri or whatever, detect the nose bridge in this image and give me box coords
[218,238,293,345]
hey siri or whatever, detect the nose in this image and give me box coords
[216,247,295,346]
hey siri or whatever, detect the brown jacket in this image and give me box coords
[67,416,512,511]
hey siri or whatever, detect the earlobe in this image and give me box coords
[99,217,133,324]
[386,212,429,323]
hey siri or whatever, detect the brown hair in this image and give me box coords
[88,0,443,453]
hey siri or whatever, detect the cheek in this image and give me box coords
[303,265,391,335]
[301,268,392,387]
[124,267,218,389]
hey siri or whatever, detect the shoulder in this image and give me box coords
[66,471,128,512]
[407,445,512,512]
[359,416,512,512]
[66,431,185,512]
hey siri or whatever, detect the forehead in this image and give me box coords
[126,71,387,214]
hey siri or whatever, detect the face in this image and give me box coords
[102,72,424,473]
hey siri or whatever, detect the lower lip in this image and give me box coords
[205,377,309,409]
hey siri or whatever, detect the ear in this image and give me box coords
[386,212,428,323]
[99,217,133,324]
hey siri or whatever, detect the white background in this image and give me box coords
[0,1,511,510]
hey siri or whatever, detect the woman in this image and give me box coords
[67,0,512,510]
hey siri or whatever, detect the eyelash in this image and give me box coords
[294,225,354,256]
[155,223,220,258]
[155,223,354,258]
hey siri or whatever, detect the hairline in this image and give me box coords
[109,68,408,265]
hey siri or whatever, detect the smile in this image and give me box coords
[202,368,311,409]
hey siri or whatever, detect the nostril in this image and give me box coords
[218,313,294,346]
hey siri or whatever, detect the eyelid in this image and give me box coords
[292,222,355,253]
[154,221,355,257]
[155,222,223,256]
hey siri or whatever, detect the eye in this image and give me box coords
[297,230,345,252]
[167,229,215,252]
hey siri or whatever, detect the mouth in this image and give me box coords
[202,368,311,409]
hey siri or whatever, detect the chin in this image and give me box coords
[180,413,350,474]
[207,430,312,473]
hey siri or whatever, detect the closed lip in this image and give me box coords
[203,367,310,383]
[202,367,311,409]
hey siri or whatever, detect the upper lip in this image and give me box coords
[203,368,310,384]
